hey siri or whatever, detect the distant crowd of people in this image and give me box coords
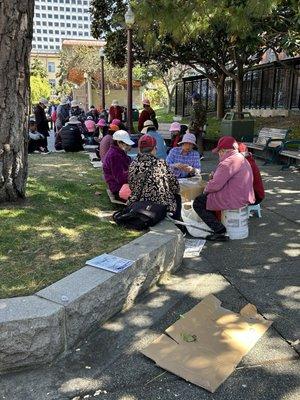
[28,93,265,241]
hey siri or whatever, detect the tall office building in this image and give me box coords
[32,0,94,53]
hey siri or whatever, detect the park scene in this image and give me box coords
[0,1,299,399]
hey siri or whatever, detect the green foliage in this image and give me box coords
[0,152,140,298]
[30,76,51,104]
[30,58,48,79]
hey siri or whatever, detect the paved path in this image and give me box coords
[1,154,299,400]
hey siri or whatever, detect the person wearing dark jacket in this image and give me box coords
[55,116,84,152]
[138,99,158,132]
[56,98,70,131]
[70,100,85,122]
[238,142,265,204]
[34,98,49,152]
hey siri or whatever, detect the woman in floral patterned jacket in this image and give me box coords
[128,135,181,219]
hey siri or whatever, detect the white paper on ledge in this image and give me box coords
[86,253,133,273]
[184,238,206,257]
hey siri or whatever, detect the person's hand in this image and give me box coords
[209,171,214,180]
[181,164,194,173]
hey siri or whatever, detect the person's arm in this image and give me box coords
[204,163,232,193]
[138,110,147,132]
[165,163,180,194]
[109,154,129,186]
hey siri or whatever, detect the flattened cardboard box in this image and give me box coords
[141,294,272,393]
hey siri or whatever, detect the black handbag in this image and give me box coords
[113,201,167,231]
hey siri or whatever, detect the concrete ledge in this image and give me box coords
[0,296,65,371]
[0,220,184,373]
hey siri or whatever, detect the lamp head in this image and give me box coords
[99,47,105,58]
[125,5,135,27]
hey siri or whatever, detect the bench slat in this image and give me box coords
[280,150,300,160]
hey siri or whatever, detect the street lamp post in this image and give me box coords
[125,4,135,134]
[99,47,105,110]
[83,72,88,111]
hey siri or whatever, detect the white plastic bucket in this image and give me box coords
[221,207,249,240]
[181,202,211,237]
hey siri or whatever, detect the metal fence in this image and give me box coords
[175,58,300,116]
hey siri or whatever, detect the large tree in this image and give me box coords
[90,0,231,118]
[0,0,34,202]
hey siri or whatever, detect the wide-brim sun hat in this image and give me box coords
[60,97,69,105]
[97,118,106,127]
[71,100,79,107]
[111,118,121,126]
[39,98,48,106]
[178,132,197,146]
[113,130,135,146]
[141,119,155,134]
[212,136,238,153]
[169,122,181,132]
[109,124,119,132]
[68,116,81,124]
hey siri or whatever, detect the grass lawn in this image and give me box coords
[155,108,300,140]
[0,152,140,299]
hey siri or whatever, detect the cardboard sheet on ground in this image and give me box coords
[141,294,272,393]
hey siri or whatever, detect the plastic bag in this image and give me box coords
[181,202,211,237]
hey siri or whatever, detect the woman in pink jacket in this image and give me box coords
[193,136,255,241]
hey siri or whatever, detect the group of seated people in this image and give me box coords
[102,124,265,241]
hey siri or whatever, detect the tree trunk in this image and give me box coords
[235,77,243,117]
[216,73,225,119]
[167,86,176,114]
[0,0,34,202]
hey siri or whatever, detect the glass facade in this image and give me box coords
[32,0,93,53]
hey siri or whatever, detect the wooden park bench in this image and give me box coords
[243,128,290,164]
[106,188,126,205]
[278,140,300,170]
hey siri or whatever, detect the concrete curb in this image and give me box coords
[0,220,184,373]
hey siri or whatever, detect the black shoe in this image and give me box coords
[206,232,229,241]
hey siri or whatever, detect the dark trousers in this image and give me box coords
[193,193,226,233]
[172,193,182,221]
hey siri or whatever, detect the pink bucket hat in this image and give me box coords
[111,118,121,126]
[178,132,197,146]
[96,118,106,127]
[142,98,150,106]
[169,122,181,132]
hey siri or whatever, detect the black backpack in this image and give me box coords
[113,201,167,231]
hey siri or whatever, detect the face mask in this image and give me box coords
[120,143,131,153]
